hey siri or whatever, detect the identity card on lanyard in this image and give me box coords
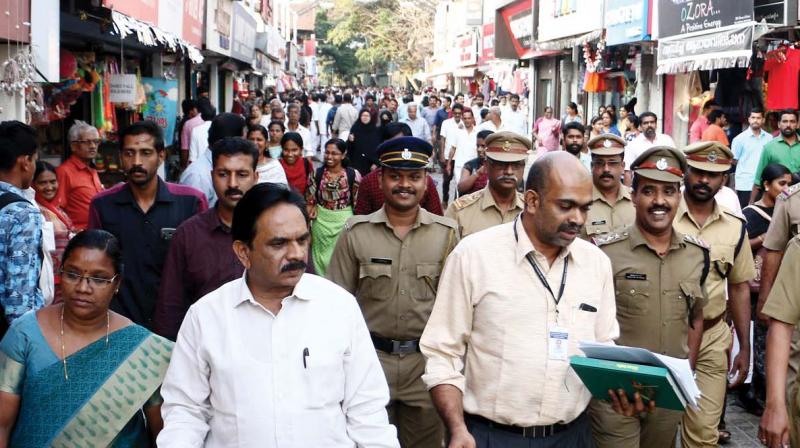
[524,252,569,361]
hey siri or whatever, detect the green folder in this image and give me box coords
[569,355,688,411]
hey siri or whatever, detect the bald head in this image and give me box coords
[526,151,591,195]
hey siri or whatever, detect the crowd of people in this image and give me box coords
[0,84,799,448]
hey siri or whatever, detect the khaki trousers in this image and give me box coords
[681,320,731,447]
[377,351,444,448]
[588,399,682,448]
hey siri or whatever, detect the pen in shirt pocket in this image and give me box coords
[303,347,309,369]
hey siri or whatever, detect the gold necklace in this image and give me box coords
[59,303,110,381]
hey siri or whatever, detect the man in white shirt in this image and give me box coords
[333,93,359,141]
[471,93,487,122]
[318,93,333,144]
[623,112,676,185]
[449,109,479,186]
[402,103,431,143]
[286,104,312,158]
[439,104,465,205]
[476,106,504,133]
[189,104,216,163]
[159,183,399,448]
[503,94,528,136]
[421,152,621,447]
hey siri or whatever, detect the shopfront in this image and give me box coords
[655,0,761,145]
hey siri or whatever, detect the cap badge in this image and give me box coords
[502,140,511,152]
[707,150,718,163]
[401,149,412,160]
[603,139,612,148]
[656,158,668,171]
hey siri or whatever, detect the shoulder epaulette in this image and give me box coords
[429,213,459,230]
[452,190,482,211]
[720,206,746,222]
[592,231,628,247]
[779,183,800,201]
[344,214,372,231]
[683,234,710,250]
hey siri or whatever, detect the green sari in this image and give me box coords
[0,312,173,447]
[311,205,353,276]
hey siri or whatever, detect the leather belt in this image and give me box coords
[370,334,420,354]
[464,413,579,439]
[703,313,725,331]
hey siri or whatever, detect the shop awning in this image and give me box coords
[656,22,767,75]
[111,11,203,64]
[453,67,477,78]
[534,29,603,51]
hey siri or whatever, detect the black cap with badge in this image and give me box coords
[376,136,433,170]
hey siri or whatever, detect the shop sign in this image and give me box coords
[231,2,257,63]
[657,0,753,39]
[266,25,284,60]
[458,31,478,66]
[659,24,752,63]
[538,0,603,43]
[157,0,183,38]
[183,0,205,47]
[108,74,138,103]
[754,0,796,26]
[499,0,533,58]
[205,0,232,55]
[605,0,651,46]
[141,78,179,146]
[102,0,158,25]
[479,22,495,64]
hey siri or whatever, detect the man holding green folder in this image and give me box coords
[590,145,710,448]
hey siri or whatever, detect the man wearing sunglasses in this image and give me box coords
[55,121,104,230]
[581,134,635,241]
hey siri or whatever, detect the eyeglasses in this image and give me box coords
[591,160,624,168]
[73,139,101,146]
[59,270,118,288]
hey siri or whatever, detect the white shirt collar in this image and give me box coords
[233,272,314,308]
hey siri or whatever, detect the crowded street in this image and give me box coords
[1,1,800,447]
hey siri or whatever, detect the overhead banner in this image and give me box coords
[458,31,478,66]
[657,24,753,74]
[479,22,495,64]
[538,0,603,43]
[605,0,651,46]
[657,0,753,39]
[141,78,179,146]
[183,0,205,47]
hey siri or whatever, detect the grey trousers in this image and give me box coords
[466,413,596,448]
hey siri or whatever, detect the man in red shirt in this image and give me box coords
[689,100,719,143]
[55,121,104,230]
[701,110,730,146]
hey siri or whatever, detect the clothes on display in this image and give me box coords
[764,47,800,110]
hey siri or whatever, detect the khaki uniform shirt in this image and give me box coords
[327,206,458,340]
[445,187,524,238]
[581,184,635,240]
[673,199,756,320]
[762,237,800,389]
[420,219,619,426]
[596,225,709,358]
[764,184,800,251]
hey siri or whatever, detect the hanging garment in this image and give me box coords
[764,47,800,110]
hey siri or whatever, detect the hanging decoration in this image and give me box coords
[0,47,37,95]
[583,39,606,73]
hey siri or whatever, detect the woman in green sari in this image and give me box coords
[0,230,173,447]
[306,138,361,276]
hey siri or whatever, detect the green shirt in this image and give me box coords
[754,135,800,187]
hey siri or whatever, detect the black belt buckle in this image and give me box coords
[522,425,554,438]
[392,339,418,354]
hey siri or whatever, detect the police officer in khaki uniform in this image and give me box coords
[589,146,709,448]
[581,134,635,240]
[673,141,756,447]
[757,182,800,448]
[327,136,459,448]
[759,236,800,448]
[445,131,528,238]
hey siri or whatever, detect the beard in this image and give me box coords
[565,143,582,155]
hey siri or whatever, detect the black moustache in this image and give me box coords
[127,168,147,175]
[281,261,307,273]
[600,173,614,179]
[693,184,711,193]
[392,189,415,195]
[497,176,518,182]
[648,208,670,213]
[557,223,581,233]
[225,189,244,197]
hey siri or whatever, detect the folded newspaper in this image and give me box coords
[575,341,702,410]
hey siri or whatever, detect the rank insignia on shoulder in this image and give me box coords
[683,234,709,249]
[780,183,800,200]
[592,232,624,246]
[452,191,481,210]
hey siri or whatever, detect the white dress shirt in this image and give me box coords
[189,121,212,163]
[420,219,619,426]
[159,274,399,448]
[623,133,676,170]
[401,117,431,142]
[179,149,216,207]
[504,109,529,136]
[256,159,289,186]
[451,127,479,184]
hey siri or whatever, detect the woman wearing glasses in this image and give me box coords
[0,230,173,447]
